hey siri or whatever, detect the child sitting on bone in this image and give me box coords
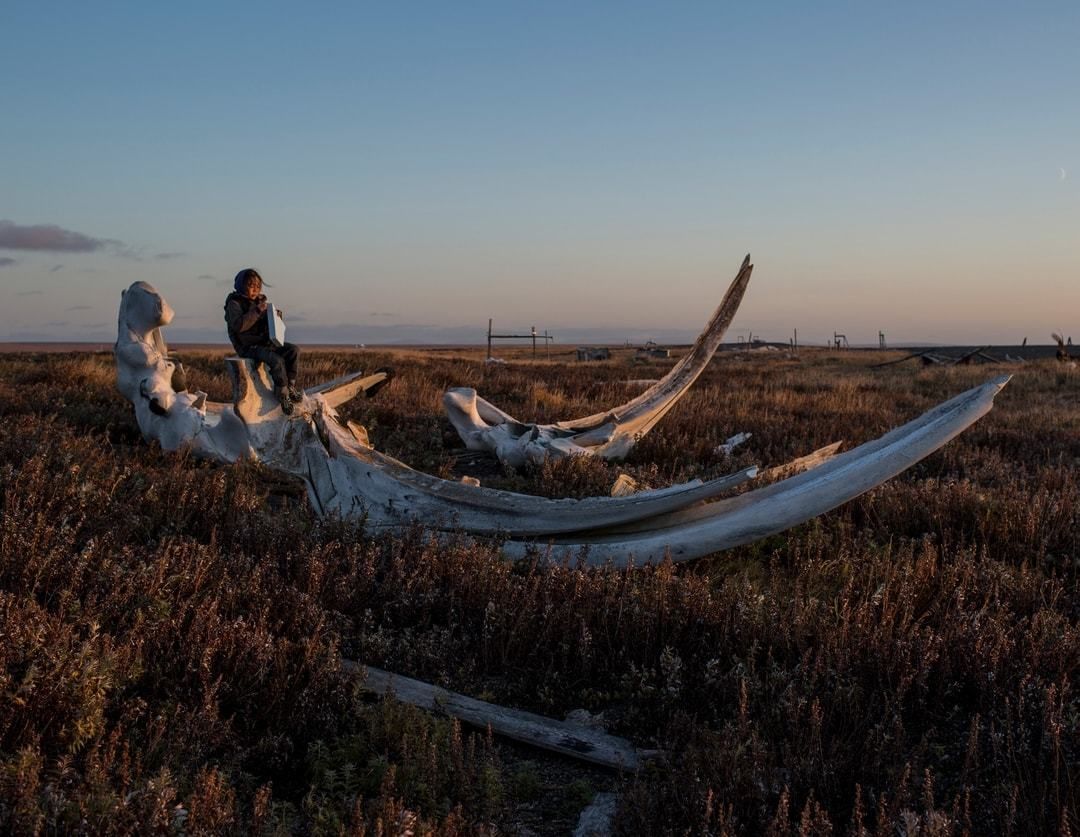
[224,268,302,414]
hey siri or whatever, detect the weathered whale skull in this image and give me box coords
[115,278,1009,567]
[444,255,754,467]
[114,281,391,465]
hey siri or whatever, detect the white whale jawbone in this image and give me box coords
[114,281,1009,566]
[497,376,1010,567]
[447,254,755,466]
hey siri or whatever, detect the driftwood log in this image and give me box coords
[345,661,646,771]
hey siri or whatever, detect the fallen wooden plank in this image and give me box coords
[871,349,933,369]
[955,345,990,365]
[343,660,644,771]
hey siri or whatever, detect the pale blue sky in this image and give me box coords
[1,2,1076,344]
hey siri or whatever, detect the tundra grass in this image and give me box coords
[0,348,1075,834]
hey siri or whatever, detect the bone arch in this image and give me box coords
[444,255,755,467]
[114,277,1008,565]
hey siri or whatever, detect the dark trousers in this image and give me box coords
[241,342,299,389]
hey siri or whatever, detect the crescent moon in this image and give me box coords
[1062,168,1068,181]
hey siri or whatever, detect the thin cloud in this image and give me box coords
[155,252,185,260]
[0,220,116,253]
[0,220,168,262]
[197,274,217,280]
[43,321,70,327]
[49,264,64,273]
[367,311,400,319]
[0,257,17,268]
[66,305,92,311]
[17,289,42,296]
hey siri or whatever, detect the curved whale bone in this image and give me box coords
[444,254,755,467]
[306,399,759,536]
[115,280,1009,566]
[497,376,1010,567]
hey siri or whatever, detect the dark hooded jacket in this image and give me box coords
[224,292,270,352]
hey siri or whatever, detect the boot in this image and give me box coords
[287,380,303,403]
[276,386,294,415]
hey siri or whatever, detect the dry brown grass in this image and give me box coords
[0,347,1076,834]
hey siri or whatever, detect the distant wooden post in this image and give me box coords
[486,319,554,360]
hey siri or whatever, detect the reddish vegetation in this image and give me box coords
[0,347,1076,834]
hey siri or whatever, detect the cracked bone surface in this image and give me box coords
[444,254,755,467]
[116,280,1009,565]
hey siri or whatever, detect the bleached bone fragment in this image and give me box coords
[610,474,644,497]
[346,421,371,448]
[307,369,392,408]
[445,255,754,466]
[717,432,752,456]
[761,441,842,481]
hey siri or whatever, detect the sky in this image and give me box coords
[1,1,1077,346]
